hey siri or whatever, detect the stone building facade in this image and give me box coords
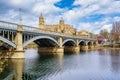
[78,30,90,38]
[78,30,97,39]
[39,14,76,35]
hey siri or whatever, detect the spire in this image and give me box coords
[39,12,44,25]
[39,13,45,29]
[19,8,22,25]
[40,13,43,18]
[59,17,64,25]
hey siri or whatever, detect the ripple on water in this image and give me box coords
[1,49,120,80]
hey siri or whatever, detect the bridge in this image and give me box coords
[0,21,98,58]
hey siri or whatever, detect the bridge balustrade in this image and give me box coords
[0,21,96,40]
[0,21,17,30]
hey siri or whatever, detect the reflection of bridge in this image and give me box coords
[0,21,98,58]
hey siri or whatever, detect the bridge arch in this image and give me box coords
[87,41,93,45]
[23,36,59,47]
[93,41,97,46]
[78,40,85,45]
[62,39,76,46]
[0,36,16,48]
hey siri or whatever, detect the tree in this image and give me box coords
[111,21,120,43]
[100,29,110,41]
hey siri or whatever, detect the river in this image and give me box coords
[0,49,120,80]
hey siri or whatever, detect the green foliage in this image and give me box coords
[61,30,64,33]
[73,32,76,36]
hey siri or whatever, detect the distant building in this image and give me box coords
[78,30,90,38]
[78,30,97,39]
[39,14,76,35]
[89,32,97,39]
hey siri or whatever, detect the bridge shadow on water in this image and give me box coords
[0,49,90,80]
[0,49,120,80]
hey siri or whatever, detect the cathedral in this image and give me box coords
[39,14,77,35]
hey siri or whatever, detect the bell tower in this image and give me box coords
[59,17,65,33]
[39,13,45,29]
[59,17,64,25]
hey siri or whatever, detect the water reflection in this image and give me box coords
[110,50,120,74]
[23,52,64,80]
[0,58,9,79]
[8,59,24,80]
[98,49,120,74]
[0,58,24,80]
[0,49,120,80]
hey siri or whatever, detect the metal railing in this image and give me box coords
[0,20,96,41]
[0,21,18,30]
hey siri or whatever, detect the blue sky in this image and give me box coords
[0,0,120,34]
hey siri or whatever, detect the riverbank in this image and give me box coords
[98,46,120,50]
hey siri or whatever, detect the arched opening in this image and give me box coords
[34,38,59,47]
[63,39,77,53]
[63,41,76,47]
[79,41,85,51]
[93,41,96,47]
[88,41,92,49]
[23,36,60,55]
[23,36,59,48]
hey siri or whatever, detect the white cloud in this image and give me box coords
[0,9,19,23]
[0,0,120,34]
[73,0,120,15]
[76,17,113,34]
[10,0,24,6]
[32,2,63,15]
[113,16,120,22]
[73,0,96,6]
[8,0,34,7]
[0,0,64,26]
[77,22,112,34]
[61,0,120,34]
[31,0,64,24]
[101,24,112,31]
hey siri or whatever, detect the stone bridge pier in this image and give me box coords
[0,23,98,58]
[10,25,24,58]
[64,46,80,53]
[94,41,98,49]
[79,41,88,51]
[38,36,64,55]
[64,39,80,53]
[38,37,80,54]
[88,42,94,50]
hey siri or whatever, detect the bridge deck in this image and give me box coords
[0,20,96,41]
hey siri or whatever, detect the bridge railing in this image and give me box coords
[22,25,39,31]
[0,21,18,30]
[22,25,93,40]
[0,21,96,41]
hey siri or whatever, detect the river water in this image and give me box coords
[0,49,120,80]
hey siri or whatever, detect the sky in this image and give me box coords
[0,0,120,34]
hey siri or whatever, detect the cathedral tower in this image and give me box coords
[59,17,65,33]
[59,17,64,25]
[39,13,45,29]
